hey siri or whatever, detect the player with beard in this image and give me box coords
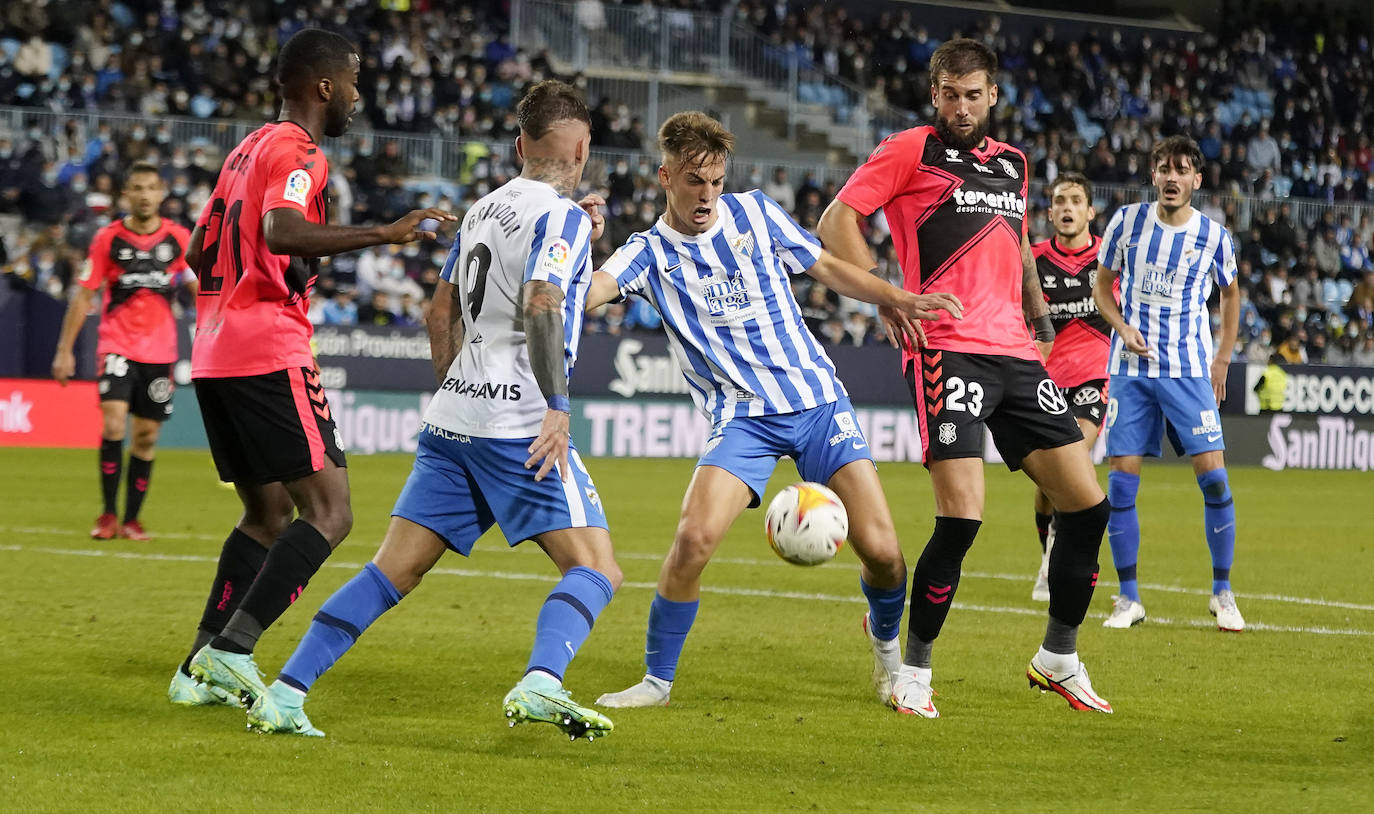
[52,162,195,542]
[818,39,1113,717]
[1027,172,1112,602]
[168,28,455,709]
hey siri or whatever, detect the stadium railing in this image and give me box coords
[5,104,1373,234]
[510,0,918,156]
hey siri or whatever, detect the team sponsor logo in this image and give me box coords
[1037,379,1068,414]
[147,377,172,403]
[283,169,312,205]
[703,275,754,322]
[997,158,1020,179]
[438,377,523,400]
[1048,297,1098,317]
[538,237,571,276]
[730,232,756,258]
[944,149,963,163]
[734,389,756,401]
[1073,386,1101,406]
[1191,409,1222,438]
[938,422,957,445]
[827,410,866,447]
[154,243,175,264]
[951,188,1026,217]
[971,162,994,174]
[1063,276,1082,287]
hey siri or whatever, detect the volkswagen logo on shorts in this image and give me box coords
[147,377,173,403]
[1073,386,1101,406]
[1037,379,1068,415]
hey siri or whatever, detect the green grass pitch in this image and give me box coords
[1,448,1369,812]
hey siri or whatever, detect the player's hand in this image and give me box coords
[896,290,963,321]
[384,208,458,244]
[1210,357,1230,404]
[577,194,606,242]
[1035,340,1053,362]
[51,349,75,385]
[1120,326,1153,358]
[526,408,572,482]
[878,303,925,351]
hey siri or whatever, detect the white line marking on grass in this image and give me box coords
[3,542,1373,637]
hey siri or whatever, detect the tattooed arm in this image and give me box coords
[1022,233,1054,360]
[521,279,571,482]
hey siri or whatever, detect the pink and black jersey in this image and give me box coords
[191,121,329,378]
[1034,235,1111,388]
[79,217,192,364]
[837,125,1035,366]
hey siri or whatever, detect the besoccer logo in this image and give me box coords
[938,422,957,445]
[1037,380,1068,415]
[997,158,1019,179]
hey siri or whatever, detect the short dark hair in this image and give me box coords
[1150,135,1204,174]
[516,80,591,140]
[276,28,357,91]
[123,161,162,187]
[929,38,998,85]
[658,111,735,167]
[1048,171,1092,203]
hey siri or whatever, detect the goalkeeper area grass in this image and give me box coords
[1,448,1369,812]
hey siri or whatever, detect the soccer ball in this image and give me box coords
[763,482,848,566]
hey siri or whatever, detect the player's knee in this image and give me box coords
[850,524,905,581]
[915,517,980,575]
[1053,498,1110,559]
[1107,470,1140,508]
[669,525,721,572]
[598,561,624,592]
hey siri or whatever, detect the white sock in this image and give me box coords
[272,680,307,702]
[643,674,672,690]
[1036,646,1078,674]
[898,664,933,685]
[527,669,562,686]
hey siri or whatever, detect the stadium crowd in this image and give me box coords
[3,0,1374,363]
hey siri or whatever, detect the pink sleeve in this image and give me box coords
[836,128,927,217]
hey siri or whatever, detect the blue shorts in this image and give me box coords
[391,425,608,556]
[697,398,874,508]
[1105,376,1225,458]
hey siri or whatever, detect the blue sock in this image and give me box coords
[1197,468,1236,593]
[279,562,402,693]
[644,593,699,682]
[525,566,615,682]
[860,577,906,642]
[1107,471,1142,602]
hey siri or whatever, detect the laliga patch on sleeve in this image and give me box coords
[540,238,572,275]
[283,169,312,205]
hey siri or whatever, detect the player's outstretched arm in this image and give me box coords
[51,284,97,384]
[806,250,962,319]
[1094,262,1152,359]
[425,278,465,385]
[1212,280,1240,403]
[585,270,621,313]
[522,279,572,482]
[262,207,456,258]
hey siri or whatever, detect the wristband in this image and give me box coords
[547,394,571,413]
[1031,314,1054,343]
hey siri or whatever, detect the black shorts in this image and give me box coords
[1063,379,1109,429]
[905,349,1083,471]
[99,354,174,421]
[194,367,346,485]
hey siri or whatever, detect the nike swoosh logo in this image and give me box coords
[1207,433,1223,442]
[645,649,660,655]
[851,441,867,450]
[664,263,682,274]
[565,641,575,658]
[1212,523,1234,534]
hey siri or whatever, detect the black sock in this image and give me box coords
[1034,511,1052,553]
[212,519,333,654]
[99,439,122,515]
[123,456,153,523]
[182,528,269,674]
[905,516,981,659]
[1047,499,1110,628]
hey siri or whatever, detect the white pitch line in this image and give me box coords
[2,543,1372,637]
[5,525,1373,614]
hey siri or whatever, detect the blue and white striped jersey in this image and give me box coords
[1098,202,1237,378]
[600,191,846,424]
[426,176,594,438]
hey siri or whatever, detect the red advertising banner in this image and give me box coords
[0,379,103,448]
